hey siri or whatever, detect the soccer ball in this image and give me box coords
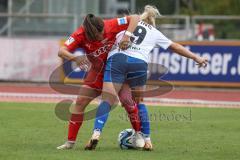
[118,129,135,149]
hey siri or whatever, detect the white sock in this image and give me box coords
[144,137,151,142]
[141,132,151,142]
[93,129,101,135]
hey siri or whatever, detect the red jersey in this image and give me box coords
[64,17,130,89]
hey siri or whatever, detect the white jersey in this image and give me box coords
[108,21,173,63]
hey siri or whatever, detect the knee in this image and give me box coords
[74,97,90,112]
[76,97,88,105]
[102,93,119,106]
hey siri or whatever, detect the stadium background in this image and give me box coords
[0,0,240,160]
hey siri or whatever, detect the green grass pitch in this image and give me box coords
[0,102,240,160]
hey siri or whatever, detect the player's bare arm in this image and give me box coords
[119,15,140,50]
[58,46,89,66]
[169,42,208,68]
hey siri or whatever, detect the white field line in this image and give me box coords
[0,92,239,108]
[0,92,78,99]
[144,98,240,108]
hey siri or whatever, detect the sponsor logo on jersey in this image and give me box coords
[65,37,75,46]
[88,42,114,58]
[92,44,112,57]
[117,17,128,25]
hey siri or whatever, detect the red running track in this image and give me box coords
[0,83,240,102]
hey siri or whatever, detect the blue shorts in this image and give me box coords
[104,53,148,88]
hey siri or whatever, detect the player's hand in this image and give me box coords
[118,35,131,50]
[79,60,91,71]
[74,55,91,71]
[194,55,208,68]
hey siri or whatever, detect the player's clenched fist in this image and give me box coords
[118,36,131,50]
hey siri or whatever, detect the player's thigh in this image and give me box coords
[102,54,127,104]
[104,54,127,84]
[102,82,122,105]
[127,57,148,89]
[78,84,101,97]
[74,85,101,112]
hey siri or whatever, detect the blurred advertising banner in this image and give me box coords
[149,41,240,87]
[0,38,60,82]
[62,41,240,87]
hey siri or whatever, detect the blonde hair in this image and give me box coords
[140,5,160,27]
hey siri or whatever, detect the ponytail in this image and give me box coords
[83,14,104,41]
[140,5,160,27]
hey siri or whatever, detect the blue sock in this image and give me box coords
[137,103,150,137]
[94,101,111,132]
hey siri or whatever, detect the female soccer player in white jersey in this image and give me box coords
[85,5,208,150]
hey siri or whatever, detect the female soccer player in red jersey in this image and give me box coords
[57,14,142,150]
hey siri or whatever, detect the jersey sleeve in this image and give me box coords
[64,31,82,52]
[107,16,130,33]
[155,30,173,50]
